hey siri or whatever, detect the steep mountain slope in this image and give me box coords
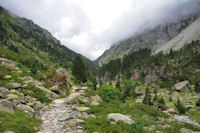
[97,14,199,64]
[0,6,97,73]
[154,17,200,54]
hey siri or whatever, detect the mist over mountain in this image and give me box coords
[1,0,200,60]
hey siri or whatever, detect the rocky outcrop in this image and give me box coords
[131,67,140,80]
[0,99,14,113]
[17,104,35,113]
[0,87,10,98]
[0,58,22,73]
[180,128,194,133]
[174,115,200,128]
[173,81,191,92]
[107,113,135,125]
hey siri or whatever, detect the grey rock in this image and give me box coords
[173,81,191,92]
[180,128,194,133]
[0,99,14,113]
[5,83,21,89]
[17,104,35,113]
[107,113,134,125]
[174,115,200,128]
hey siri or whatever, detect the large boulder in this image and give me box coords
[90,95,103,103]
[0,99,14,113]
[180,128,194,133]
[0,87,10,98]
[90,101,100,106]
[56,68,68,76]
[5,83,22,89]
[22,76,43,86]
[107,113,134,125]
[17,104,35,113]
[173,81,191,92]
[6,94,19,101]
[0,58,21,73]
[36,85,58,99]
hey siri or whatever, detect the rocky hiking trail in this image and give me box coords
[37,87,88,133]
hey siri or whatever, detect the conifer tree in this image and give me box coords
[72,55,87,82]
[153,88,158,102]
[143,87,152,105]
[175,98,186,114]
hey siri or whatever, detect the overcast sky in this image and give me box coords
[0,0,200,60]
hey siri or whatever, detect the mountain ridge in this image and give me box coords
[97,13,200,64]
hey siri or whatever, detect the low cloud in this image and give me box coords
[0,0,200,60]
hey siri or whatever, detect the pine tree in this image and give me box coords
[116,77,121,91]
[175,98,186,114]
[153,88,158,102]
[72,56,87,83]
[143,87,152,105]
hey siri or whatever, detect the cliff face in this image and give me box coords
[154,17,200,54]
[97,14,199,64]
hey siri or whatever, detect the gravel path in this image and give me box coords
[37,90,85,133]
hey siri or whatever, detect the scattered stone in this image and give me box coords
[174,115,200,128]
[6,94,19,101]
[0,87,10,98]
[142,115,149,120]
[5,83,21,89]
[78,97,90,104]
[68,121,77,129]
[90,95,103,103]
[75,107,91,112]
[180,128,194,133]
[4,75,12,79]
[163,108,176,115]
[149,125,157,130]
[17,104,35,113]
[79,87,88,90]
[4,131,15,133]
[0,99,14,113]
[75,119,85,124]
[107,113,134,125]
[90,114,96,118]
[173,81,191,92]
[10,90,20,95]
[136,99,143,103]
[90,101,100,106]
[56,68,68,76]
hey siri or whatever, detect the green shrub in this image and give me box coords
[86,80,93,89]
[195,81,200,93]
[99,84,120,102]
[196,98,200,106]
[160,81,174,88]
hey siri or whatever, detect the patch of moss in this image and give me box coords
[0,110,41,133]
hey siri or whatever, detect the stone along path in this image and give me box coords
[37,89,86,133]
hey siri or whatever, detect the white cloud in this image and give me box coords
[0,0,200,60]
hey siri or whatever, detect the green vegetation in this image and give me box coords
[20,83,52,104]
[100,40,200,89]
[196,98,200,106]
[0,7,98,75]
[0,110,41,133]
[143,87,152,105]
[175,98,186,114]
[72,56,87,83]
[99,84,120,102]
